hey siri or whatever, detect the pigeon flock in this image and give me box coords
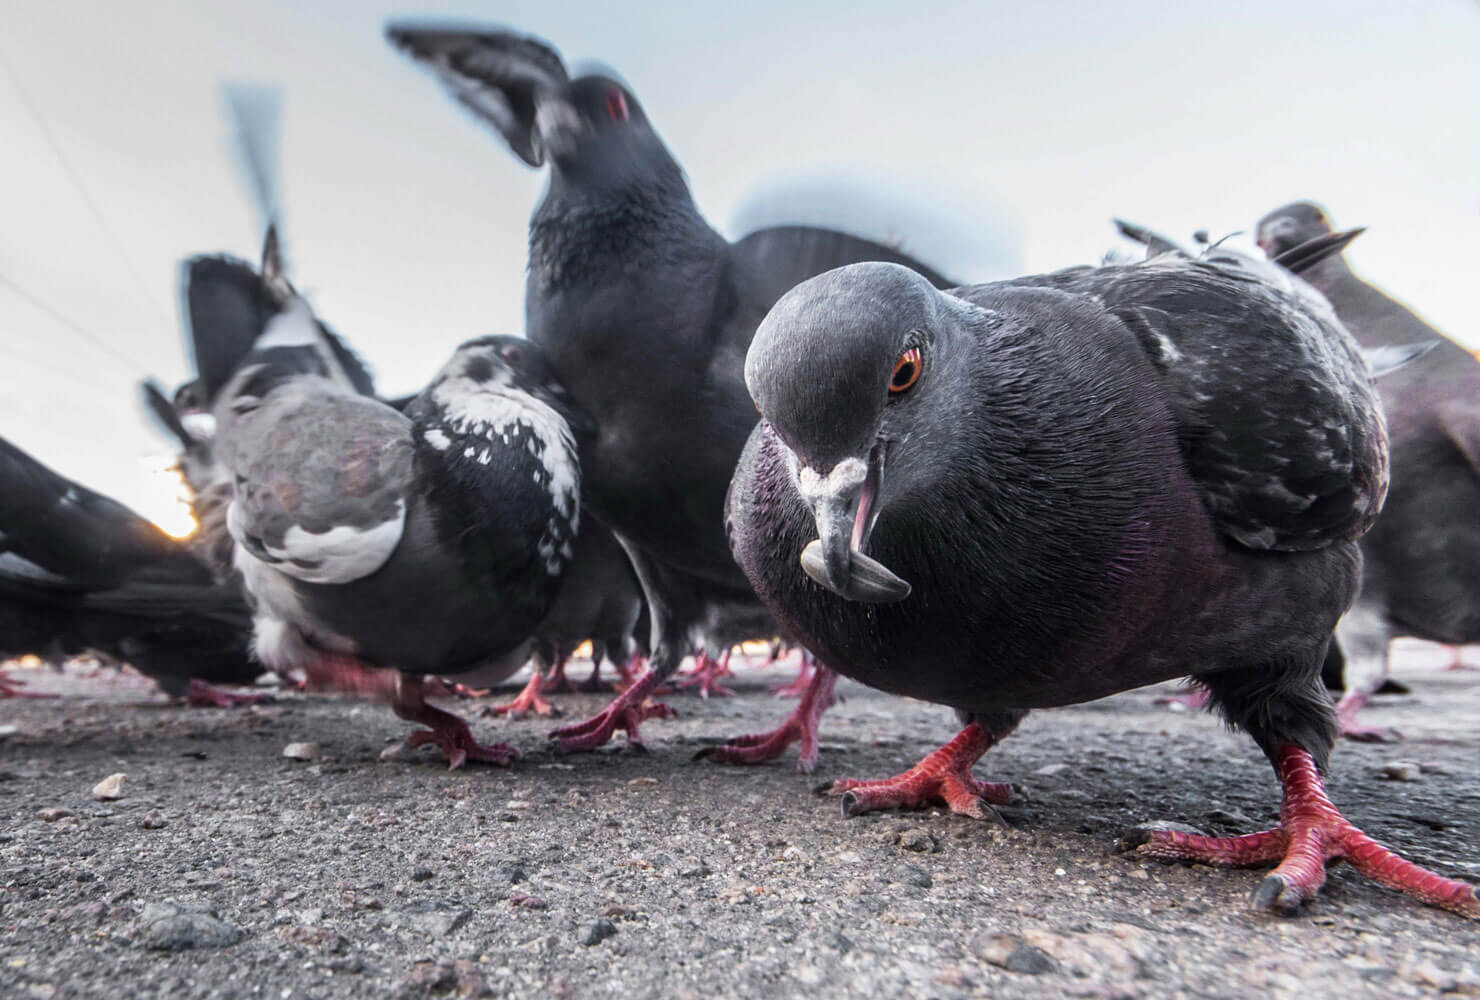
[1,21,1476,925]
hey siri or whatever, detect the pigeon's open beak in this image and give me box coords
[797,441,911,604]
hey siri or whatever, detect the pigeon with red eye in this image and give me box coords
[388,22,966,764]
[1258,201,1480,738]
[729,257,1478,918]
[214,287,586,767]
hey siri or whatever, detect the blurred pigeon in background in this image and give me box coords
[1259,201,1480,739]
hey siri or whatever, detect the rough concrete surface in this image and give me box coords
[1,640,1477,999]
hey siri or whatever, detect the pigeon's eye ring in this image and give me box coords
[500,343,526,367]
[605,89,629,122]
[889,346,922,395]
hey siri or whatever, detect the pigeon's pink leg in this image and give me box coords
[183,679,272,708]
[542,657,574,694]
[1139,744,1478,917]
[483,669,559,719]
[827,722,1013,820]
[770,650,816,699]
[548,668,675,752]
[1333,689,1400,742]
[697,664,837,772]
[303,658,516,769]
[1443,645,1476,671]
[673,649,736,699]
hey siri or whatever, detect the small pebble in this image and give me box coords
[583,918,618,946]
[627,777,659,787]
[37,807,76,822]
[283,742,322,761]
[139,811,167,830]
[92,773,126,801]
[1380,761,1422,782]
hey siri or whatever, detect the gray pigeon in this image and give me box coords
[728,254,1477,916]
[1258,201,1480,739]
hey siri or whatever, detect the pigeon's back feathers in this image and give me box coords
[1017,260,1387,552]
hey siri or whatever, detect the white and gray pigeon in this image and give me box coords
[211,272,585,768]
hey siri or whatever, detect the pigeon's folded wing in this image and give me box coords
[221,388,415,585]
[1055,260,1387,551]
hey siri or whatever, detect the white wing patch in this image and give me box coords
[228,498,406,585]
[253,299,320,350]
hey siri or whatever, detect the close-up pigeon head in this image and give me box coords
[416,333,590,439]
[1256,200,1334,258]
[387,22,672,186]
[745,262,981,605]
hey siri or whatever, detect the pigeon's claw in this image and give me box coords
[1138,744,1479,918]
[400,709,519,770]
[697,665,836,772]
[548,669,675,752]
[673,650,736,699]
[183,679,273,708]
[482,671,560,719]
[825,723,1012,820]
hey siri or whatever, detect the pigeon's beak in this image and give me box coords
[796,441,911,604]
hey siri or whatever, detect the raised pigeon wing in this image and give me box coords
[387,22,569,167]
[731,226,959,305]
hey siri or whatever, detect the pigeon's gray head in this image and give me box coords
[1256,201,1334,258]
[746,262,981,605]
[387,23,678,188]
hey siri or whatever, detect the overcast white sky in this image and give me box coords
[2,0,1477,528]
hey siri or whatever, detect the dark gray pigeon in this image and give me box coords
[1258,201,1480,739]
[0,435,264,704]
[212,272,585,767]
[388,22,963,762]
[728,255,1477,917]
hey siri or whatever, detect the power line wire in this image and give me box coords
[0,271,147,375]
[0,38,174,330]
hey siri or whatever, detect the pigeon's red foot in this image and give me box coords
[1138,744,1478,917]
[548,669,675,752]
[827,723,1012,820]
[770,652,816,699]
[423,678,489,699]
[611,653,645,691]
[674,650,736,699]
[483,671,559,719]
[184,679,272,708]
[697,664,837,772]
[1334,691,1400,742]
[394,699,518,770]
[1443,646,1476,671]
[0,671,55,698]
[1153,685,1209,711]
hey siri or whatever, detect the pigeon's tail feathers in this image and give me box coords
[222,82,283,240]
[1112,218,1192,259]
[1273,228,1365,274]
[141,380,194,450]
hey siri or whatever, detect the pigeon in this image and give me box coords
[388,22,961,763]
[1258,201,1480,738]
[728,255,1477,916]
[482,517,644,718]
[210,255,586,768]
[0,435,265,704]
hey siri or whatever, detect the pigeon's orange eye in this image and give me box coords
[889,346,922,395]
[605,89,628,122]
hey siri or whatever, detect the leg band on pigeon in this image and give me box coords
[483,669,559,719]
[828,722,1013,820]
[547,667,675,752]
[696,664,837,772]
[1138,744,1479,917]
